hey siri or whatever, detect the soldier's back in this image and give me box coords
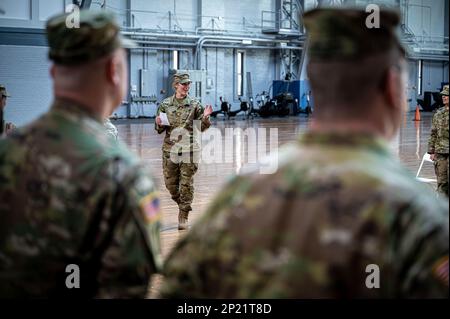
[0,99,160,298]
[162,132,449,298]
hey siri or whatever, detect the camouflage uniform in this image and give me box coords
[162,133,449,298]
[0,85,12,137]
[0,108,4,136]
[155,74,211,228]
[161,9,449,298]
[428,85,449,197]
[104,118,119,140]
[0,10,162,298]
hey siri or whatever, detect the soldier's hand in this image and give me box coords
[430,153,436,161]
[5,122,15,135]
[204,105,213,117]
[156,116,162,126]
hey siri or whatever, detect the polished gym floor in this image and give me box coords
[115,111,437,297]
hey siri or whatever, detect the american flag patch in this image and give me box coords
[140,192,162,224]
[432,256,449,287]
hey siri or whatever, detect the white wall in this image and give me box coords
[407,0,446,39]
[0,45,53,126]
[0,0,70,28]
[422,61,448,92]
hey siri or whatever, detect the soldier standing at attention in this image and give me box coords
[0,85,15,136]
[0,10,162,298]
[428,84,449,197]
[155,73,213,230]
[161,8,449,298]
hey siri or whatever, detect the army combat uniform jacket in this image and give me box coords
[104,118,119,140]
[155,95,211,154]
[162,133,449,298]
[428,106,449,155]
[428,106,449,196]
[0,99,162,298]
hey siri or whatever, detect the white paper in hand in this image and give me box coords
[159,112,170,126]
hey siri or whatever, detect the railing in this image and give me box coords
[105,4,268,36]
[399,0,449,58]
[261,10,278,30]
[261,10,301,34]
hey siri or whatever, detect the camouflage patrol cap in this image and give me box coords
[303,8,405,61]
[46,9,136,65]
[440,84,449,96]
[174,73,191,84]
[0,85,10,97]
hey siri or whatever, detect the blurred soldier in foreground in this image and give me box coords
[0,10,162,298]
[428,84,449,197]
[161,8,449,298]
[0,85,15,136]
[155,73,212,230]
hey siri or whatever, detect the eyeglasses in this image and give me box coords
[179,82,191,86]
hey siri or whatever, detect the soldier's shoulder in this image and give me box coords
[188,95,200,102]
[83,141,155,195]
[107,141,152,175]
[189,97,201,106]
[372,159,449,223]
[238,141,300,177]
[0,123,40,156]
[161,96,173,105]
[214,143,305,208]
[0,135,21,158]
[98,139,140,168]
[434,107,447,117]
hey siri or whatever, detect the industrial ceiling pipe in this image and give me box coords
[195,36,304,68]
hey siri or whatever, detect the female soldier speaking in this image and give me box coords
[155,73,213,230]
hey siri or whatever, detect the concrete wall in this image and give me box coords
[0,0,71,28]
[422,61,449,92]
[129,0,198,31]
[0,45,53,126]
[406,0,446,39]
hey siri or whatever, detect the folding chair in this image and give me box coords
[416,152,437,184]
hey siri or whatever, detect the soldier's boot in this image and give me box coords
[178,210,189,230]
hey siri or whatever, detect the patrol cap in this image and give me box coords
[303,7,405,61]
[440,84,449,96]
[174,73,191,84]
[46,9,136,65]
[0,85,10,97]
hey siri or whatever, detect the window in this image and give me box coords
[172,50,180,70]
[418,59,423,96]
[237,51,245,96]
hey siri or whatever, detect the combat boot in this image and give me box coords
[178,211,189,230]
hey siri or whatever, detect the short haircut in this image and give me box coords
[307,48,405,119]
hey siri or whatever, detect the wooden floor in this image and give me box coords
[116,111,438,298]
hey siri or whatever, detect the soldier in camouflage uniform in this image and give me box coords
[104,117,119,140]
[0,85,15,136]
[161,8,449,298]
[0,10,162,298]
[155,73,213,230]
[428,84,449,197]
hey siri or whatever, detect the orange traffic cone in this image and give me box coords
[413,105,421,121]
